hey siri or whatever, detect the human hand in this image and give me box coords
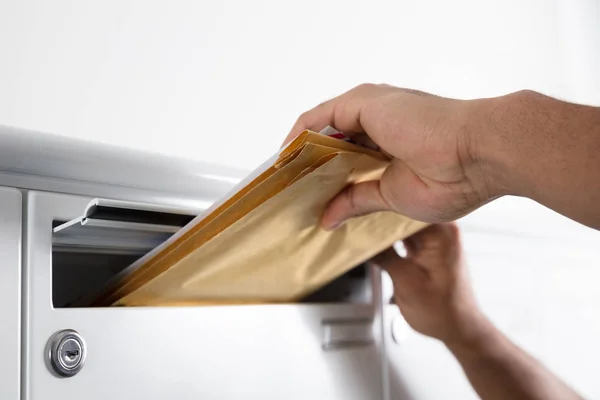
[284,84,504,229]
[373,223,491,344]
[375,224,585,399]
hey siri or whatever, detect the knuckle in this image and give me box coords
[344,186,359,216]
[296,111,313,126]
[355,82,376,92]
[356,82,393,92]
[298,110,311,121]
[441,222,461,243]
[379,180,400,211]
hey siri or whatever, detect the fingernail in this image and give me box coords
[324,221,345,231]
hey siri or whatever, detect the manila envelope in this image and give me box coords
[91,130,429,306]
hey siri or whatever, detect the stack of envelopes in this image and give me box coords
[91,130,429,306]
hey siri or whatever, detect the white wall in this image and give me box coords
[3,0,598,170]
[1,0,599,398]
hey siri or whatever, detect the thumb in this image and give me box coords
[372,247,422,291]
[321,179,392,230]
[372,247,408,270]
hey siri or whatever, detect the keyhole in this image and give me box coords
[59,338,83,367]
[48,330,86,376]
[65,349,79,360]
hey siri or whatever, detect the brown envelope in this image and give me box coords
[92,130,429,306]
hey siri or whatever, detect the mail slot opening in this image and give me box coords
[52,248,371,307]
[51,199,372,307]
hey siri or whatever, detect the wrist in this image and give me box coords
[463,90,538,199]
[444,314,500,357]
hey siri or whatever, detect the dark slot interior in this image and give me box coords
[87,205,196,227]
[52,220,372,308]
[52,252,139,308]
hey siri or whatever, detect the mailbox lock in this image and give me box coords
[46,329,86,377]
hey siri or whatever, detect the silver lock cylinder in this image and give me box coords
[46,329,86,377]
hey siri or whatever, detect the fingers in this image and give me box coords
[321,180,392,230]
[321,159,429,230]
[401,223,462,277]
[372,247,411,271]
[408,223,460,252]
[281,98,338,146]
[402,236,420,257]
[374,225,460,270]
[282,83,392,147]
[373,247,427,300]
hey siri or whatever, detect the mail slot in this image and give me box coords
[25,191,384,400]
[50,198,372,307]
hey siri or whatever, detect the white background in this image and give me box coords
[1,0,599,398]
[2,0,598,170]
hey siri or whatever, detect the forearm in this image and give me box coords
[471,90,600,229]
[447,321,582,400]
